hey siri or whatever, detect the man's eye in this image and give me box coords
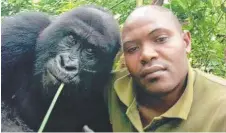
[127,46,139,54]
[155,36,169,44]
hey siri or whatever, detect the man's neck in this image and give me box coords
[135,75,188,125]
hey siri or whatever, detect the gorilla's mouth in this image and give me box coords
[82,68,97,73]
[46,69,61,82]
[43,58,81,86]
[46,68,79,84]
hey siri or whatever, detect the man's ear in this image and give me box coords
[183,30,191,54]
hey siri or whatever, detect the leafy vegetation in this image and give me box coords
[1,0,225,77]
[165,0,226,77]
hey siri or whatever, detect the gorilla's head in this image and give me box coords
[34,6,120,95]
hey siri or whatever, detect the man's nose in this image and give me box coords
[140,44,158,65]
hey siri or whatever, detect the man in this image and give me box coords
[106,5,226,132]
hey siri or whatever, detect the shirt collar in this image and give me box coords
[114,63,194,120]
[114,73,134,107]
[161,64,194,120]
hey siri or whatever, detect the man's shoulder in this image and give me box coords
[191,69,226,129]
[111,68,130,81]
[192,68,226,109]
[194,69,226,90]
[105,68,130,98]
[105,68,130,94]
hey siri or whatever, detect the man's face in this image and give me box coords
[122,9,191,95]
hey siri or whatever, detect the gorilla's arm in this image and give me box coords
[1,12,51,132]
[1,12,51,100]
[1,102,33,132]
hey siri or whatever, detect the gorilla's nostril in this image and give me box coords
[65,66,77,71]
[58,54,78,72]
[60,55,65,67]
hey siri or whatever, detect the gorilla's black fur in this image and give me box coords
[1,5,121,132]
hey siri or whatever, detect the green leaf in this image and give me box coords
[221,2,226,13]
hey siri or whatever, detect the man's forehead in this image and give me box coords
[123,5,180,33]
[125,14,173,30]
[127,5,170,20]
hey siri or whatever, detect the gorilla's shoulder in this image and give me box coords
[1,11,51,50]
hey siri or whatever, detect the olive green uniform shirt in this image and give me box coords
[107,65,226,132]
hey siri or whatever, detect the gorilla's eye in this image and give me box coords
[84,46,97,55]
[86,48,94,53]
[68,35,77,44]
[69,35,74,39]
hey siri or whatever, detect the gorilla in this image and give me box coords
[1,5,120,132]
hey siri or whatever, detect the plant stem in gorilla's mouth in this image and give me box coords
[38,83,65,133]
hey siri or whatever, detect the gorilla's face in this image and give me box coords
[43,35,82,87]
[34,7,120,95]
[42,34,106,88]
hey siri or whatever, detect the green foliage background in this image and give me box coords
[2,0,226,78]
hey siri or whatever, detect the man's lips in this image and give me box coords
[140,64,166,79]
